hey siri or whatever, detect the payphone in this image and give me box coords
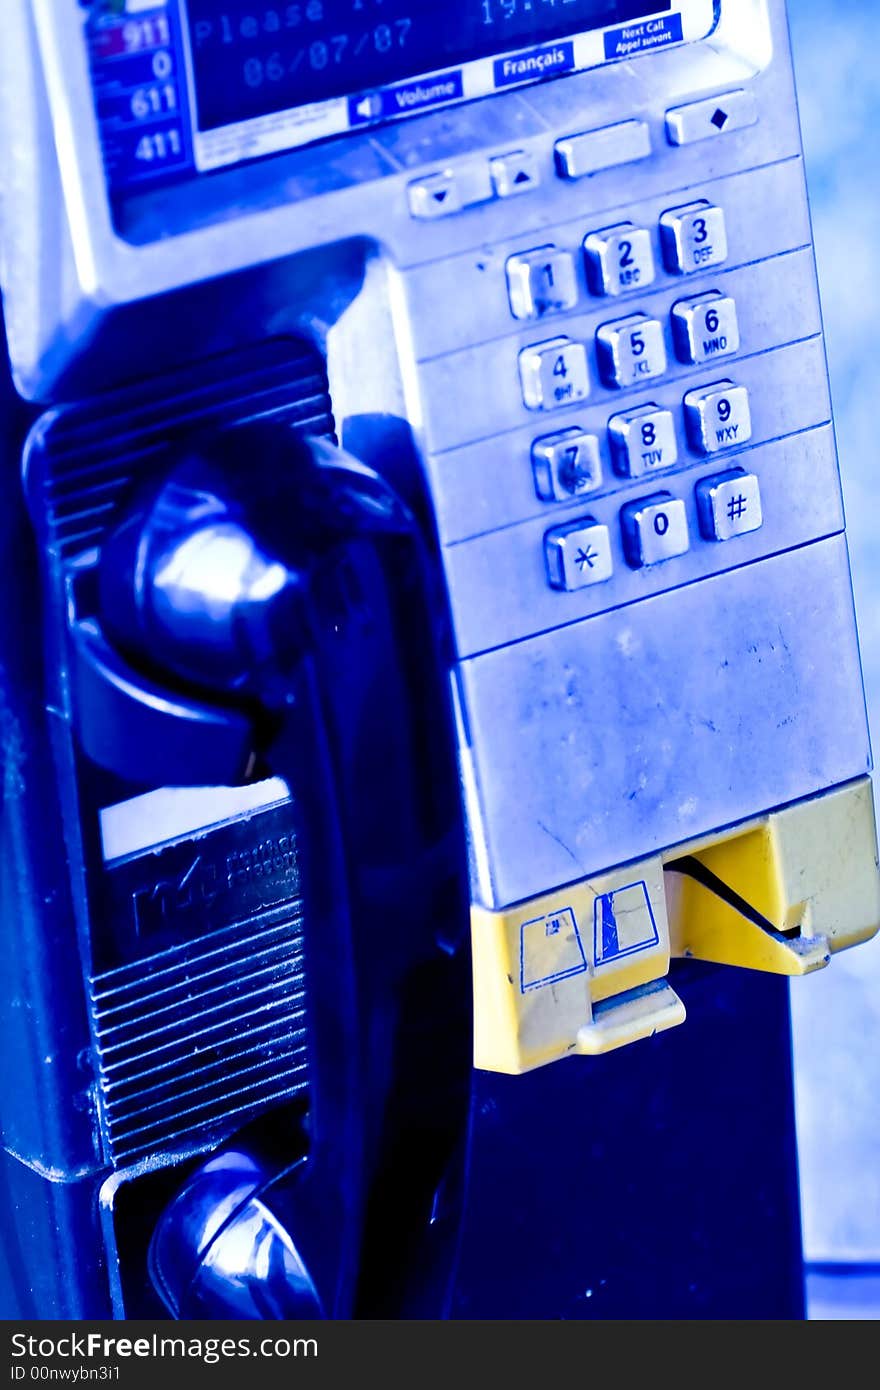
[0,0,877,1318]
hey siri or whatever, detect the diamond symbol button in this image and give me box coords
[666,90,758,146]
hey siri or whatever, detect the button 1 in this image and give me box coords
[596,313,667,390]
[408,171,463,219]
[671,291,740,365]
[666,90,758,146]
[533,429,602,502]
[519,338,591,412]
[507,247,579,322]
[609,405,678,478]
[660,201,728,275]
[555,120,652,180]
[684,381,752,454]
[545,519,614,591]
[620,494,690,569]
[696,469,763,541]
[490,149,540,198]
[584,223,656,298]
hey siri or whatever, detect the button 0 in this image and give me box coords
[620,494,690,569]
[519,338,590,412]
[545,519,613,592]
[666,90,758,146]
[609,404,678,478]
[684,381,752,455]
[533,429,602,502]
[696,469,763,541]
[660,201,728,275]
[555,120,652,180]
[490,149,540,198]
[507,247,579,322]
[671,291,740,365]
[584,223,656,298]
[596,313,667,390]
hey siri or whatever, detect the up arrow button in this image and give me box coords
[490,149,541,199]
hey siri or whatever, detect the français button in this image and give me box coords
[667,90,758,146]
[533,429,602,502]
[555,121,651,180]
[490,149,540,198]
[620,494,690,569]
[696,469,763,540]
[545,519,613,591]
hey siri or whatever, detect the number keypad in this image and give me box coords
[498,187,775,599]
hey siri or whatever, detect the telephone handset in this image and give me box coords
[20,396,472,1318]
[90,422,473,1318]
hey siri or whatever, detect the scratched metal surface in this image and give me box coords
[788,0,880,1274]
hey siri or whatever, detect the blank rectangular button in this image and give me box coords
[555,121,651,180]
[667,91,758,146]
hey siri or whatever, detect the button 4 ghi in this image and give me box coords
[519,338,590,411]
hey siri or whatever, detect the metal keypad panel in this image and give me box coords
[410,143,833,662]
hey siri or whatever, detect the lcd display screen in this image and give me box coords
[186,1,674,132]
[87,1,709,192]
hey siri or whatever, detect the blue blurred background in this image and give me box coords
[787,0,880,1318]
